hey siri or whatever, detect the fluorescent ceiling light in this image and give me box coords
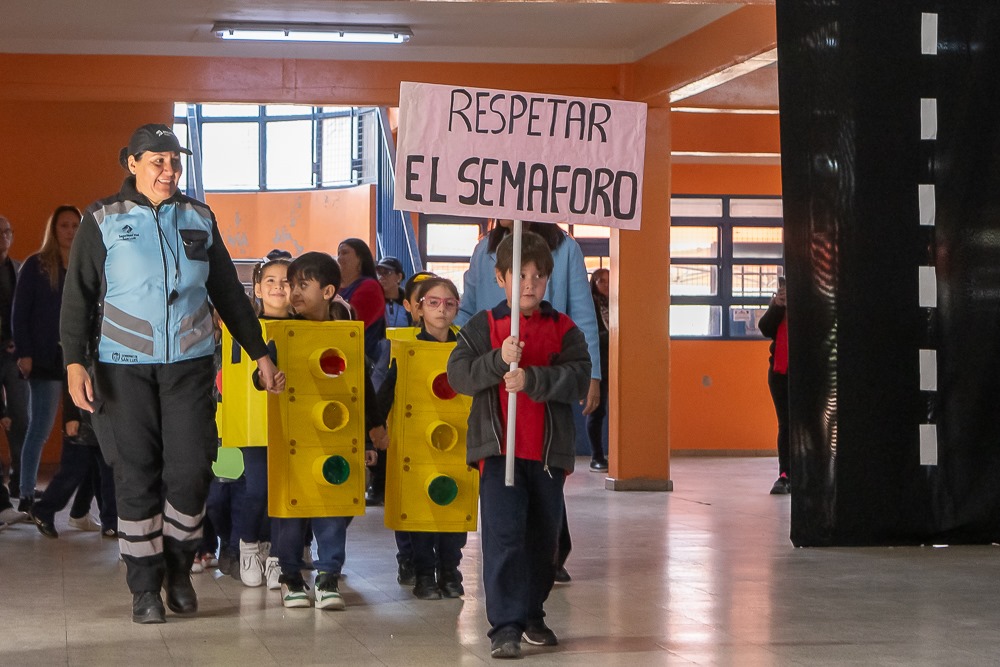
[213,22,412,44]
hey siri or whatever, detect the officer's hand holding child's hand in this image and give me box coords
[256,356,285,393]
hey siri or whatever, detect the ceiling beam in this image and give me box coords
[627,5,776,106]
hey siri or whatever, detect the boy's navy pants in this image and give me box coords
[479,456,565,638]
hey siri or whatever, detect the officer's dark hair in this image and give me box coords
[287,251,341,292]
[495,231,554,278]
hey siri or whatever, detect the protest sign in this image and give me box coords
[395,81,647,230]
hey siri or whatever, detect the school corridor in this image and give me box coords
[3,456,1000,665]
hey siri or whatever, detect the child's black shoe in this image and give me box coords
[413,574,442,600]
[397,559,416,586]
[438,567,464,598]
[490,626,522,659]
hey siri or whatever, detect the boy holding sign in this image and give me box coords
[447,231,591,659]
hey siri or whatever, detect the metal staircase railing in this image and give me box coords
[373,107,422,276]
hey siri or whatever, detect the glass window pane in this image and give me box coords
[202,123,260,190]
[425,262,470,294]
[322,106,353,114]
[733,226,783,258]
[174,102,188,117]
[671,265,718,296]
[670,227,718,258]
[202,104,260,118]
[321,115,354,186]
[266,104,312,117]
[266,120,313,189]
[730,306,769,338]
[584,256,608,273]
[171,122,189,150]
[172,122,191,194]
[730,198,783,218]
[572,224,610,238]
[426,223,480,257]
[671,197,723,217]
[732,265,784,298]
[670,305,722,337]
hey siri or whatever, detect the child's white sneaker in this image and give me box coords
[239,540,264,587]
[68,514,101,531]
[280,578,311,608]
[264,557,281,590]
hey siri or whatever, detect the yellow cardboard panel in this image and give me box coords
[384,339,478,532]
[266,320,368,518]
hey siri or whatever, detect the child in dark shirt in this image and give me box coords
[447,231,590,659]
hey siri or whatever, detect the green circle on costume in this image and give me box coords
[427,475,459,506]
[321,456,351,485]
[212,448,245,480]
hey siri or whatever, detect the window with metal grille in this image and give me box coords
[670,196,784,339]
[172,103,372,192]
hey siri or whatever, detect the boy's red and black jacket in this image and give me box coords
[447,300,591,473]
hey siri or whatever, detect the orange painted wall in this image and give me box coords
[0,100,172,465]
[671,113,781,155]
[669,160,782,453]
[0,100,172,252]
[206,186,376,260]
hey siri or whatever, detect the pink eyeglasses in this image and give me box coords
[420,296,460,311]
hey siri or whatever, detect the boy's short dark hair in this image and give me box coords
[287,251,341,292]
[495,230,554,277]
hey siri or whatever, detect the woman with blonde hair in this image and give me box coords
[11,204,81,511]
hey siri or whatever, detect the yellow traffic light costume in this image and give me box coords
[381,330,476,598]
[384,337,477,532]
[218,319,369,518]
[263,319,368,519]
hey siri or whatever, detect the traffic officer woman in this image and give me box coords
[61,124,285,624]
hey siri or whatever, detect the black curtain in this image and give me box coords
[776,1,1000,545]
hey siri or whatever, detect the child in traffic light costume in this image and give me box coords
[262,251,387,610]
[380,277,476,600]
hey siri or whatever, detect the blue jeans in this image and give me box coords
[276,516,350,578]
[235,447,269,543]
[19,378,62,499]
[479,456,565,638]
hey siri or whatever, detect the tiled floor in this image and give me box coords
[4,456,1000,665]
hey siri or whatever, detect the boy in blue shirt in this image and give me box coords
[447,231,590,659]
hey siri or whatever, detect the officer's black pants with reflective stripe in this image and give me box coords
[92,356,217,593]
